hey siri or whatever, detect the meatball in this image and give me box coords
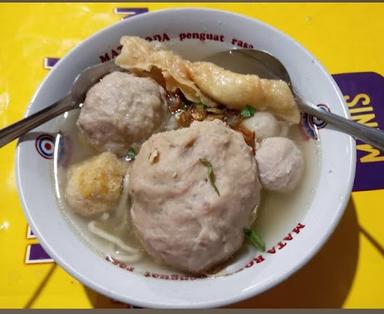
[65,152,127,217]
[130,120,261,274]
[77,71,167,155]
[255,137,304,192]
[241,111,282,141]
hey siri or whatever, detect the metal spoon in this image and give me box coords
[0,60,120,148]
[205,49,384,151]
[2,50,384,151]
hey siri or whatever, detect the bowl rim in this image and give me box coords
[15,7,356,308]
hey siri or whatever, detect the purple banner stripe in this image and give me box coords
[114,7,148,19]
[332,72,384,192]
[115,8,148,14]
[28,243,52,261]
[27,225,35,239]
[44,57,60,69]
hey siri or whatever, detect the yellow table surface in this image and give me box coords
[0,2,383,309]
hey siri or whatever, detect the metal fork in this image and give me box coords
[0,60,121,148]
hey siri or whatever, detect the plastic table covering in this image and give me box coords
[0,2,383,309]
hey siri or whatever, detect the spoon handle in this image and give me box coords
[300,101,384,151]
[0,95,74,148]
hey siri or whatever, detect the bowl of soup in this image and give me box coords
[16,8,355,308]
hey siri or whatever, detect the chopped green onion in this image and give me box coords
[244,228,266,252]
[199,158,220,196]
[240,105,256,118]
[126,147,137,161]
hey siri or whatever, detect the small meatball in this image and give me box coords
[65,152,127,217]
[77,72,167,155]
[130,120,261,274]
[255,137,304,193]
[241,112,281,140]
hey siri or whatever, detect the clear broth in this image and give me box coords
[53,39,320,277]
[53,106,320,277]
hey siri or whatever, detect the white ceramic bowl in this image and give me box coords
[16,8,355,308]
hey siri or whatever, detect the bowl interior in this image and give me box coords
[16,8,355,308]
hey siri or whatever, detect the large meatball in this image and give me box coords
[255,137,304,193]
[130,120,261,274]
[77,71,167,155]
[65,152,127,217]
